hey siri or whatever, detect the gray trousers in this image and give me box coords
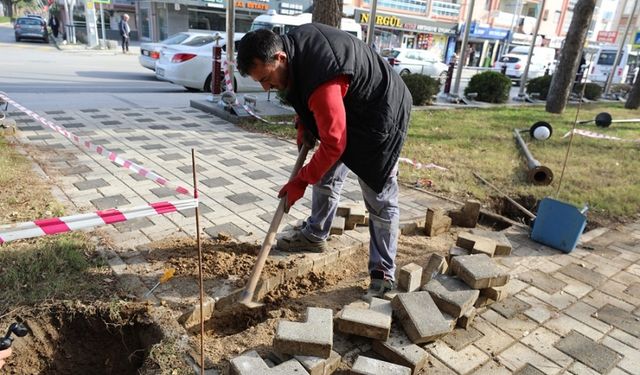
[300,161,399,281]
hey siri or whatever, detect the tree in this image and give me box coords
[545,0,596,114]
[1,0,38,18]
[312,0,342,28]
[625,72,640,109]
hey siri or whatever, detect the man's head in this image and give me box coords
[122,14,129,21]
[237,29,289,91]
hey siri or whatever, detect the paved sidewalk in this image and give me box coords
[6,106,640,374]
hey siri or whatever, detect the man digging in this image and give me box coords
[236,24,412,301]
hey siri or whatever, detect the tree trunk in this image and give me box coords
[312,0,342,28]
[625,74,640,109]
[1,0,12,18]
[545,0,596,114]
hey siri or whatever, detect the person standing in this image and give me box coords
[119,14,130,54]
[48,13,60,38]
[236,25,412,301]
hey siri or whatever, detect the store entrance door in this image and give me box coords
[402,35,415,49]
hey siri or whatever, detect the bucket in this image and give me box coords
[530,197,588,253]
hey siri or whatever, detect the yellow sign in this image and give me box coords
[359,13,403,28]
[87,1,94,9]
[235,1,268,10]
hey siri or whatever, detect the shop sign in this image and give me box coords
[235,1,268,10]
[203,0,224,8]
[597,30,617,43]
[469,23,509,40]
[355,10,456,34]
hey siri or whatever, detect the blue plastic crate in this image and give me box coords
[530,197,587,253]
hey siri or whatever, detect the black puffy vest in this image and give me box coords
[282,23,412,193]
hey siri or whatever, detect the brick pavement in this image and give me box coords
[7,107,640,374]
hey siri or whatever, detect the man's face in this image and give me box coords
[248,51,288,91]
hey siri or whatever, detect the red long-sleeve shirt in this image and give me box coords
[296,75,350,185]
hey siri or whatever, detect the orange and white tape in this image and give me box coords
[0,92,193,196]
[398,157,448,171]
[0,198,198,244]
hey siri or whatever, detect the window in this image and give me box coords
[597,51,617,66]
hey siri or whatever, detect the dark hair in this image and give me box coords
[236,29,284,76]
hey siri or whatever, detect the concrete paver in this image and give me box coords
[555,330,622,374]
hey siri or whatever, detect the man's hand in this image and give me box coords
[278,176,308,213]
[0,348,12,369]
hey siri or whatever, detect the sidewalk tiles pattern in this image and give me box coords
[7,107,640,374]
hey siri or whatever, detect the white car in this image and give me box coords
[155,33,262,93]
[139,31,219,71]
[496,54,551,84]
[383,48,448,82]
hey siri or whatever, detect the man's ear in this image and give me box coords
[274,51,287,62]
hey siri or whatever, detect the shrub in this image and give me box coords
[610,83,632,97]
[401,73,440,105]
[573,82,602,100]
[464,71,512,103]
[526,75,553,100]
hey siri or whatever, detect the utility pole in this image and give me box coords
[226,0,235,88]
[517,0,546,98]
[451,0,475,99]
[604,0,639,96]
[366,0,378,48]
[99,2,106,47]
[502,0,523,58]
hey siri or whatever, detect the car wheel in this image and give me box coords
[204,74,213,92]
[44,37,49,43]
[399,69,410,76]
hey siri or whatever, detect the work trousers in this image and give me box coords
[300,161,400,281]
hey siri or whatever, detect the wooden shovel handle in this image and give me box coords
[238,144,310,305]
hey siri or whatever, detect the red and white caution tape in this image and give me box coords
[563,129,640,143]
[0,198,198,244]
[0,92,192,196]
[398,157,448,171]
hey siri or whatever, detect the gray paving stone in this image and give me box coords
[274,307,333,358]
[205,223,249,239]
[201,177,231,188]
[491,296,532,319]
[372,326,429,374]
[179,204,213,218]
[230,350,309,374]
[256,153,280,161]
[559,263,607,288]
[126,135,151,142]
[73,178,109,191]
[244,170,273,180]
[595,304,640,337]
[227,192,261,205]
[167,116,184,121]
[135,117,155,122]
[150,187,178,198]
[181,122,200,128]
[451,254,510,289]
[623,282,640,299]
[423,274,479,317]
[294,350,340,375]
[555,330,621,373]
[149,125,169,130]
[17,125,43,131]
[80,108,99,113]
[45,110,65,114]
[158,153,185,161]
[27,134,54,141]
[391,292,451,344]
[235,145,258,151]
[399,263,422,292]
[59,165,92,175]
[513,364,545,375]
[64,122,85,128]
[141,143,166,150]
[441,326,483,351]
[114,217,154,233]
[518,269,567,294]
[335,298,392,340]
[101,120,121,125]
[53,116,75,121]
[351,356,411,375]
[90,114,109,119]
[181,140,203,146]
[178,165,206,174]
[91,194,131,210]
[221,158,246,167]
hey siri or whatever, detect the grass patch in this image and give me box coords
[403,103,640,222]
[0,137,113,314]
[243,103,639,223]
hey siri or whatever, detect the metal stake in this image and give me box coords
[191,149,205,374]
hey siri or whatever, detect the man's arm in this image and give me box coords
[278,75,350,209]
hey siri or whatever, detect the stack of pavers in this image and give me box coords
[229,229,512,374]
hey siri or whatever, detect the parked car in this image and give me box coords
[155,33,262,93]
[495,53,550,84]
[382,48,448,82]
[139,31,221,71]
[14,16,49,43]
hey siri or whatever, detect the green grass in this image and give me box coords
[402,103,640,222]
[0,16,11,23]
[254,103,639,223]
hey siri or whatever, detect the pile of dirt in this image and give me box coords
[0,301,169,375]
[143,236,294,287]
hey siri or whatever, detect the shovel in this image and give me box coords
[238,144,310,308]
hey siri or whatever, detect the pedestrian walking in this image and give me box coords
[236,25,412,301]
[119,14,130,54]
[48,13,60,38]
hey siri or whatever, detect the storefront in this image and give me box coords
[353,9,457,62]
[463,22,510,67]
[136,0,272,42]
